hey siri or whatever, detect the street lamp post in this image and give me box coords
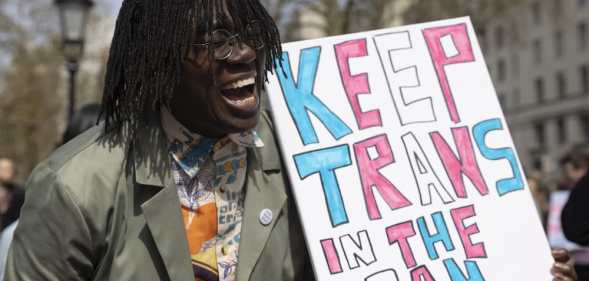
[54,0,94,123]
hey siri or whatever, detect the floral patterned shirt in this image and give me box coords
[161,108,264,281]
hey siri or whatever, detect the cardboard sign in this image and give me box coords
[265,17,553,280]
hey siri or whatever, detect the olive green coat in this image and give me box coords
[5,112,314,281]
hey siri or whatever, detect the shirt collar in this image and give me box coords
[160,107,264,177]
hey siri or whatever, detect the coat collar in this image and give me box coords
[236,111,287,281]
[250,111,282,172]
[132,114,194,281]
[133,116,172,187]
[160,106,264,179]
[132,110,285,281]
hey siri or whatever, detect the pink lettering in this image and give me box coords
[386,221,417,268]
[411,266,436,281]
[354,134,412,220]
[450,205,487,259]
[321,239,343,274]
[335,39,382,129]
[422,23,475,123]
[431,127,489,198]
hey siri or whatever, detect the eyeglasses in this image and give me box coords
[192,21,265,61]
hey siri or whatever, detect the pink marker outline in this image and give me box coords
[335,38,383,129]
[321,238,344,274]
[423,23,475,124]
[353,134,412,220]
[450,205,487,259]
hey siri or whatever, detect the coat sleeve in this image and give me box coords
[561,171,589,246]
[4,164,95,281]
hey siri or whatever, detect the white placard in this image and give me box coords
[266,17,553,281]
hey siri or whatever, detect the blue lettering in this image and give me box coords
[443,258,485,281]
[473,118,524,196]
[294,144,352,226]
[276,48,353,145]
[417,211,455,260]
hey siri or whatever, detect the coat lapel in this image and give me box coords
[133,118,194,281]
[132,110,286,281]
[237,112,287,281]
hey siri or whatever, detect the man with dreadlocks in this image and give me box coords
[5,0,314,280]
[4,0,580,279]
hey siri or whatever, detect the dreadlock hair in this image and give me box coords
[101,0,282,139]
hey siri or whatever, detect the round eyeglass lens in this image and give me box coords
[210,29,234,59]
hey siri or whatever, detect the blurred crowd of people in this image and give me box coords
[0,158,22,230]
[528,148,589,226]
[528,146,589,280]
[0,158,23,280]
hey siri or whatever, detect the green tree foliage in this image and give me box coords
[0,39,64,179]
[0,0,22,52]
[0,0,110,182]
[261,0,297,26]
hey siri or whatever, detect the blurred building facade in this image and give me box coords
[482,0,589,173]
[288,0,412,41]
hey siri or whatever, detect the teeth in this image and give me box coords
[232,95,255,105]
[223,77,255,90]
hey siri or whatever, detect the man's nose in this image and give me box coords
[226,41,256,65]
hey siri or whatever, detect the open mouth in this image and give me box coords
[220,77,259,116]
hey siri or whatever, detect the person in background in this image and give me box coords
[0,158,16,186]
[563,171,589,244]
[0,158,19,231]
[0,185,10,229]
[0,187,24,280]
[61,103,102,144]
[560,152,589,191]
[0,183,22,231]
[562,149,589,280]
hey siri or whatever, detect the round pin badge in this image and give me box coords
[259,208,273,226]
